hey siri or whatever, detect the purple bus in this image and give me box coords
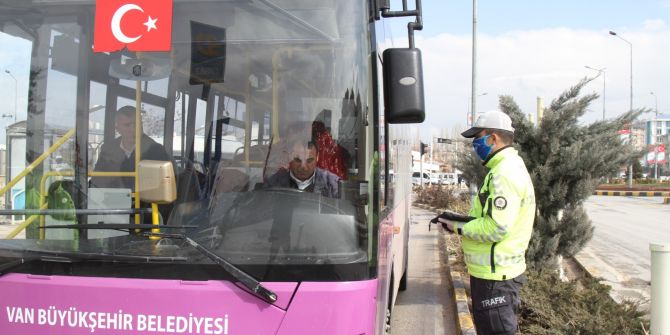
[0,0,425,334]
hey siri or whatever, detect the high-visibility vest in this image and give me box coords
[456,147,535,281]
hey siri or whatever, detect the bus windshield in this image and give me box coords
[0,0,373,282]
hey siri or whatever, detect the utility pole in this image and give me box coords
[609,30,633,188]
[4,69,17,122]
[470,0,479,198]
[585,66,606,120]
[429,136,434,179]
[651,91,659,180]
[470,0,478,127]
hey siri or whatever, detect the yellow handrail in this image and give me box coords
[4,203,48,239]
[150,203,160,240]
[4,79,149,237]
[0,128,76,198]
[37,170,139,239]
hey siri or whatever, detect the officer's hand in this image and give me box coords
[440,218,455,234]
[431,214,455,233]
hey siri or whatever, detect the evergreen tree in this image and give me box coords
[458,79,644,269]
[628,159,643,179]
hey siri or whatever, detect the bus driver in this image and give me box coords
[265,140,340,198]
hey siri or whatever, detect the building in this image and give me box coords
[644,114,670,173]
[645,114,670,146]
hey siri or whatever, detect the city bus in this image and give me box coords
[0,0,425,334]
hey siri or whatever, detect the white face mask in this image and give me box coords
[290,170,315,190]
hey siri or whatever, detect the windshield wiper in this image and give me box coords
[145,232,278,304]
[42,224,198,230]
[0,255,76,276]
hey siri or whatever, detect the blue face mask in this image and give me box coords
[472,135,493,161]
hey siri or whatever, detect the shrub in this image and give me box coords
[415,185,470,214]
[519,270,648,335]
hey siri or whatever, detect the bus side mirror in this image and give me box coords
[383,48,425,124]
[138,160,177,204]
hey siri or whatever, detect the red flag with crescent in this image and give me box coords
[93,0,173,52]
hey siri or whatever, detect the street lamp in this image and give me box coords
[4,69,17,123]
[584,66,606,120]
[467,92,487,126]
[609,30,634,187]
[651,91,659,180]
[651,91,658,116]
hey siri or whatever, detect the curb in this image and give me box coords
[439,208,477,335]
[571,254,598,279]
[449,270,476,335]
[418,202,477,335]
[571,253,623,305]
[593,190,670,198]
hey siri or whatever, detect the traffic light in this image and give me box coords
[420,141,427,156]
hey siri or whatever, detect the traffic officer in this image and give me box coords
[437,110,535,335]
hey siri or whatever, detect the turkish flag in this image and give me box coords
[93,0,173,52]
[658,144,666,164]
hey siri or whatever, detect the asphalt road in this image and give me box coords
[577,196,670,307]
[390,206,456,334]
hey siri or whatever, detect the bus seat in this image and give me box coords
[233,144,269,162]
[176,164,204,202]
[210,167,249,198]
[166,200,207,227]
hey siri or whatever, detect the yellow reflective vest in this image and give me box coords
[456,147,535,281]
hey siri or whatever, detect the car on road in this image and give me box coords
[438,173,457,185]
[412,172,431,185]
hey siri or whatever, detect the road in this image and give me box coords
[0,222,25,239]
[577,196,670,308]
[390,206,456,334]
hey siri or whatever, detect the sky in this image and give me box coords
[384,0,670,141]
[1,1,669,145]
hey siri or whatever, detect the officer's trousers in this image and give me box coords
[470,274,526,335]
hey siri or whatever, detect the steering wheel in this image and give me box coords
[260,187,306,194]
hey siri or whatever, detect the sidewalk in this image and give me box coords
[0,222,25,239]
[398,204,476,335]
[390,205,458,334]
[575,245,650,310]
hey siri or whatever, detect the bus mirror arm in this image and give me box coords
[379,0,423,49]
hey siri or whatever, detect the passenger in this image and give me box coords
[91,105,169,189]
[265,140,340,198]
[312,121,349,180]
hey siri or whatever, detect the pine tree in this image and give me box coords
[458,79,644,269]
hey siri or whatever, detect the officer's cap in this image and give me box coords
[461,110,515,138]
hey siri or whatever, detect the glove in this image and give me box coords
[430,214,454,233]
[434,211,475,222]
[431,211,475,233]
